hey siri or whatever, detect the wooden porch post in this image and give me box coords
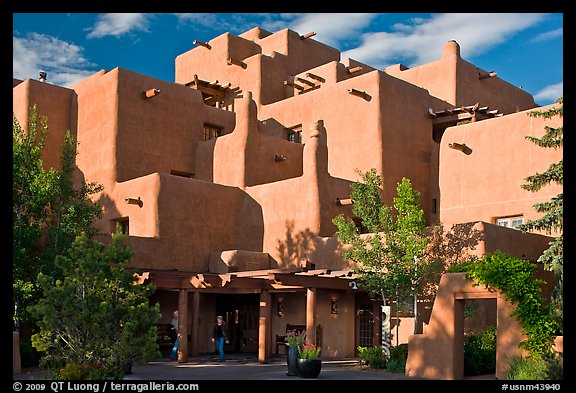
[177,289,188,363]
[190,291,200,357]
[306,287,317,345]
[258,289,272,363]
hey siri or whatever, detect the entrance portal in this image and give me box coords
[216,294,259,353]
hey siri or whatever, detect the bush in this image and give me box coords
[464,326,496,376]
[506,355,548,380]
[357,346,388,369]
[505,354,563,380]
[387,343,408,373]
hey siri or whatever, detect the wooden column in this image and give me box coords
[306,287,317,345]
[190,291,200,356]
[258,289,272,363]
[177,289,188,363]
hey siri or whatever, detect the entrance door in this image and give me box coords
[356,303,375,349]
[238,301,259,352]
[216,294,259,353]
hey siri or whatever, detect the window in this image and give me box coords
[357,304,374,347]
[203,124,222,141]
[112,217,129,235]
[170,170,193,178]
[496,215,524,229]
[287,124,302,143]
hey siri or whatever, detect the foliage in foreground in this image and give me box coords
[357,346,388,369]
[505,353,563,380]
[29,231,161,379]
[464,251,558,357]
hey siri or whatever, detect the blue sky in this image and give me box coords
[13,13,563,106]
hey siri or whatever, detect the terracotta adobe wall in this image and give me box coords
[386,40,536,111]
[199,94,305,186]
[245,116,355,270]
[72,67,237,189]
[439,103,562,233]
[115,173,264,271]
[12,78,77,172]
[175,28,340,107]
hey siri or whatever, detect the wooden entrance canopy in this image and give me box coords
[140,267,357,292]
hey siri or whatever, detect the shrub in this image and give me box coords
[387,344,408,373]
[386,357,406,373]
[505,353,563,380]
[506,355,548,380]
[464,325,496,376]
[357,346,388,369]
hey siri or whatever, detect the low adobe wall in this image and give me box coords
[405,272,526,379]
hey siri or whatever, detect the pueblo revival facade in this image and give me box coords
[13,27,561,366]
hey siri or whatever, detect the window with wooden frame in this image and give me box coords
[111,217,129,235]
[495,215,524,229]
[203,124,222,141]
[286,124,302,143]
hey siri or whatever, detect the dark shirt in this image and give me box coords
[213,323,226,339]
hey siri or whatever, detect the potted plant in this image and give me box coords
[297,343,322,378]
[285,330,305,376]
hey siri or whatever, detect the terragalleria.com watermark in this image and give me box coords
[12,381,200,392]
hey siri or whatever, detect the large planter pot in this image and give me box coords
[286,345,299,376]
[297,358,322,378]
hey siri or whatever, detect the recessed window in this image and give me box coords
[111,217,129,235]
[495,215,524,229]
[170,170,193,178]
[287,124,302,143]
[203,124,222,141]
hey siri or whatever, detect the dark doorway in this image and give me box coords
[462,298,497,378]
[216,294,259,353]
[355,298,383,355]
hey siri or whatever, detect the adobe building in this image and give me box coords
[13,27,562,368]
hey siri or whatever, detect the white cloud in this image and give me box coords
[288,13,377,47]
[534,82,563,104]
[529,28,563,43]
[342,13,548,69]
[87,13,151,38]
[13,33,98,87]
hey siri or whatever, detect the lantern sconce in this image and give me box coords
[277,297,284,317]
[125,197,143,208]
[330,297,338,315]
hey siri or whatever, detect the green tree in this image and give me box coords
[333,170,437,336]
[13,107,103,330]
[13,107,59,329]
[29,231,161,380]
[517,98,563,334]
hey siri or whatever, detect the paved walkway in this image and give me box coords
[14,354,420,381]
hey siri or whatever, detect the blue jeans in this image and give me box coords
[169,338,179,360]
[215,337,225,361]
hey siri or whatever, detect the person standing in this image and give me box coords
[169,310,179,360]
[211,315,229,362]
